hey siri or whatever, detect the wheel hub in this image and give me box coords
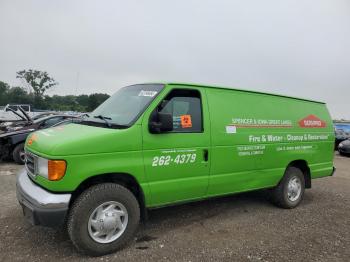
[19,150,25,162]
[88,201,128,244]
[100,213,118,231]
[287,176,301,202]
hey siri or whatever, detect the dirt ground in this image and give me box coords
[0,153,349,262]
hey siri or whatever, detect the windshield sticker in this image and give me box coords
[180,115,192,128]
[138,90,158,97]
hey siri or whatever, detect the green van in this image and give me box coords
[16,83,335,255]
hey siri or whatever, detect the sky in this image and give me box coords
[0,0,349,119]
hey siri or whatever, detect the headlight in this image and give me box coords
[37,156,66,181]
[339,143,343,148]
[37,157,49,178]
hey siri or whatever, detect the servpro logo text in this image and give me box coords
[298,115,326,128]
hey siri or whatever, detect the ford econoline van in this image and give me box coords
[16,83,335,256]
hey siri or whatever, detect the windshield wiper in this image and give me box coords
[93,115,112,127]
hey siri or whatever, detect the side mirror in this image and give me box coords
[149,112,173,133]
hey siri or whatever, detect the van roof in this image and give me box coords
[166,82,325,104]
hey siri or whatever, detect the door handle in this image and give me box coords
[203,149,209,162]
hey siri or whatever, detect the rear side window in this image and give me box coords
[158,89,203,133]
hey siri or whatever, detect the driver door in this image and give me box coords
[142,87,211,207]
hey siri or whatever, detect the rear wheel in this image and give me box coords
[270,166,305,209]
[12,143,25,165]
[67,183,140,256]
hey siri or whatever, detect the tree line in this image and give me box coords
[0,70,110,112]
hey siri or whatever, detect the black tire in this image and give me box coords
[338,151,349,157]
[67,183,140,256]
[12,143,25,165]
[270,166,305,209]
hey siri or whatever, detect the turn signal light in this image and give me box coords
[48,160,67,181]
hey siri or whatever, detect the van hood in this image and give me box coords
[25,123,141,156]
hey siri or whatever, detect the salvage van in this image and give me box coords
[16,83,335,256]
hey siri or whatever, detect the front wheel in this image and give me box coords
[67,183,140,256]
[270,166,305,209]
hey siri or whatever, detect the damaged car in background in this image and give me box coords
[0,107,79,164]
[338,139,350,156]
[0,112,57,131]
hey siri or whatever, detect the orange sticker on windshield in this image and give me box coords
[181,115,192,128]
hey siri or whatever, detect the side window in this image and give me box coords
[158,89,203,133]
[20,105,30,112]
[41,117,64,128]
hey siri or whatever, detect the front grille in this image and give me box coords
[25,151,37,178]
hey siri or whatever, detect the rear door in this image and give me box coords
[142,86,211,207]
[205,88,262,196]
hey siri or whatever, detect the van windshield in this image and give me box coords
[85,84,164,128]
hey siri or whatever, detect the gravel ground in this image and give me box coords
[0,153,349,262]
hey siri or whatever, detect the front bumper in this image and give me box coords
[16,168,72,227]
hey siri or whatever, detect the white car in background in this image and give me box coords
[0,104,42,122]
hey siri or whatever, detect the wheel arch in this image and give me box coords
[8,133,28,146]
[12,140,25,150]
[70,172,147,221]
[287,159,311,188]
